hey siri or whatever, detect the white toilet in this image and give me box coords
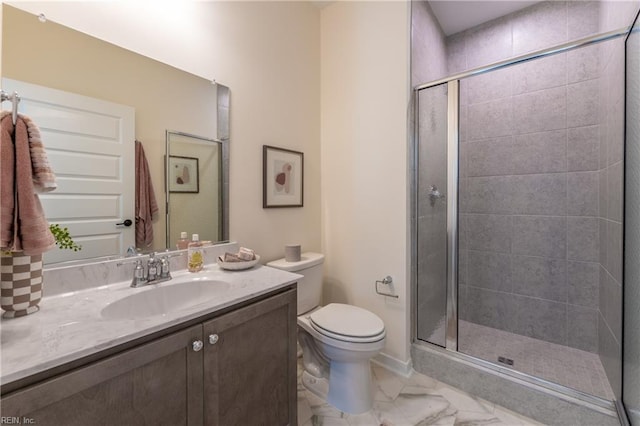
[267,253,385,414]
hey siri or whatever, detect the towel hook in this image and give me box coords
[1,90,20,125]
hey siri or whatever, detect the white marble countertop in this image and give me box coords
[0,264,301,386]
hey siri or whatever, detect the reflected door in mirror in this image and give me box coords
[2,78,135,265]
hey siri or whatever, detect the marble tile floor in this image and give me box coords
[458,320,615,401]
[297,359,542,426]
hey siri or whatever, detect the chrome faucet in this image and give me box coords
[147,253,159,281]
[159,256,170,279]
[131,259,148,287]
[117,251,183,288]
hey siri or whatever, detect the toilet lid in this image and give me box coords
[309,303,385,339]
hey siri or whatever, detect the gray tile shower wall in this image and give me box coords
[568,125,600,171]
[411,1,447,85]
[567,261,599,309]
[452,1,606,355]
[512,2,568,55]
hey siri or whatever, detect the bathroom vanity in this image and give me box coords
[0,256,300,425]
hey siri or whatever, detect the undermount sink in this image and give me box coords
[101,280,231,320]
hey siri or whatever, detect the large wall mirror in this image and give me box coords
[1,5,229,265]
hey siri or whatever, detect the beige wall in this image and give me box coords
[320,1,411,367]
[205,2,322,262]
[3,2,322,262]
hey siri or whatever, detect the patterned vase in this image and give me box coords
[0,252,43,318]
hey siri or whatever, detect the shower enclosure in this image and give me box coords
[414,3,640,421]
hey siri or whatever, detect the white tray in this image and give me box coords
[217,255,260,271]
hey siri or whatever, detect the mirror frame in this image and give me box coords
[217,84,230,242]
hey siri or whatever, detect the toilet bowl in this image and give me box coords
[297,304,385,414]
[266,253,386,415]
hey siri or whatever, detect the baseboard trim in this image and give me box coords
[372,351,413,378]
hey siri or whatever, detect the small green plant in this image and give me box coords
[49,224,82,252]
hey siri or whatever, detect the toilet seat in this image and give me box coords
[309,303,385,343]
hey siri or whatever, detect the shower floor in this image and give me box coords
[458,320,615,400]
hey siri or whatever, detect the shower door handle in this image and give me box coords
[428,185,445,207]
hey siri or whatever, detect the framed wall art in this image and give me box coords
[263,145,304,208]
[169,155,199,193]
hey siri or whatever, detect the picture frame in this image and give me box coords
[263,145,304,208]
[169,155,199,193]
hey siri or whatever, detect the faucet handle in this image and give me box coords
[159,255,171,279]
[130,260,148,288]
[147,252,158,281]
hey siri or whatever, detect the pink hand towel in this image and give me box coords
[22,114,57,193]
[0,113,16,249]
[0,113,56,255]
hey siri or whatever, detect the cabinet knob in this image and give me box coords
[208,334,219,345]
[192,340,204,352]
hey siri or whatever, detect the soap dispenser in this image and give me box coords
[188,234,204,273]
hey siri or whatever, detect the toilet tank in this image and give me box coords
[266,252,324,315]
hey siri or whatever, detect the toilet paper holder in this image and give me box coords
[375,276,399,298]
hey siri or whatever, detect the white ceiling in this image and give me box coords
[429,1,540,36]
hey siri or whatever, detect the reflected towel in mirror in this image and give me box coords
[135,140,158,249]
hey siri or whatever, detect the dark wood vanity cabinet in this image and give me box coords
[1,288,297,426]
[203,287,297,425]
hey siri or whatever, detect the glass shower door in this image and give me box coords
[416,82,458,348]
[623,9,640,424]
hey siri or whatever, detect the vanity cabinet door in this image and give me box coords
[202,288,297,426]
[1,325,204,426]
